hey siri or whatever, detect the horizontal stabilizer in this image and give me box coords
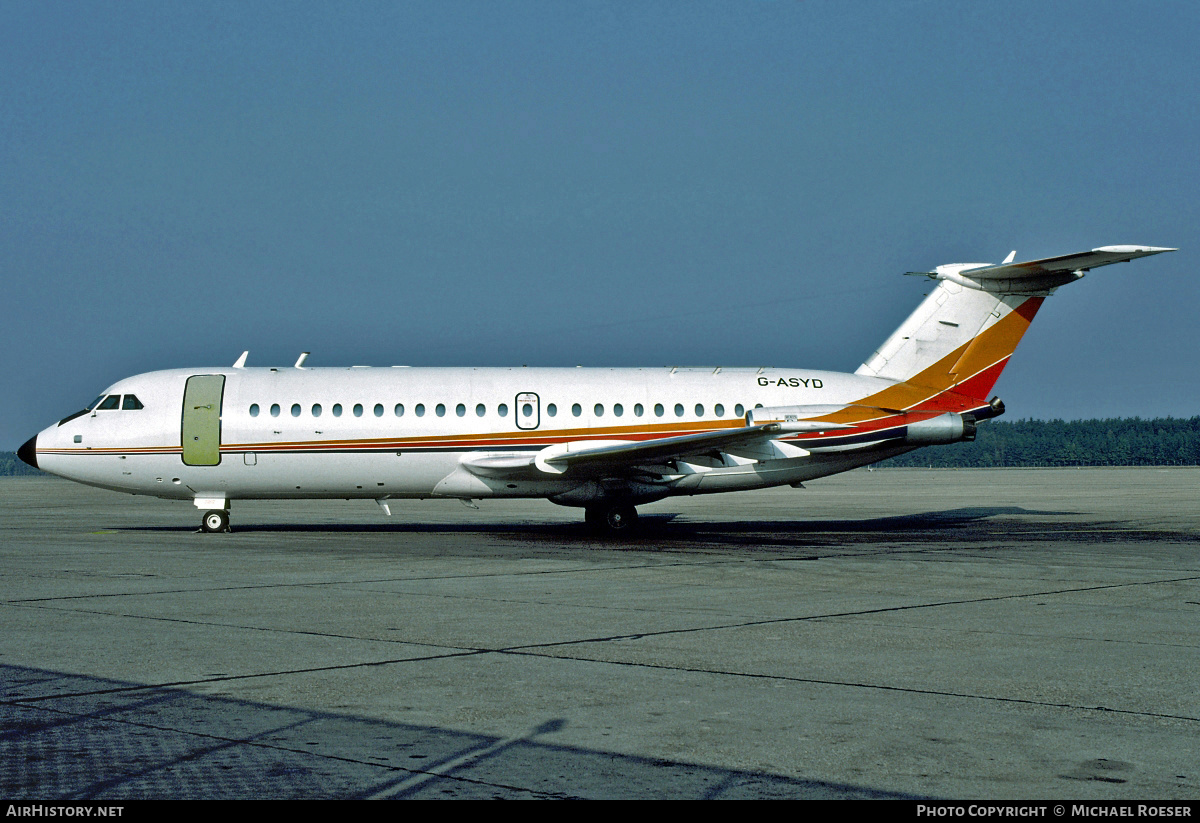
[912,245,1175,294]
[960,246,1175,281]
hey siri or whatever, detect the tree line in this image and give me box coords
[879,417,1200,468]
[3,417,1198,476]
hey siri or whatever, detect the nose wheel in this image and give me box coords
[201,509,230,533]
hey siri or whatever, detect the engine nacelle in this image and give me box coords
[904,412,976,445]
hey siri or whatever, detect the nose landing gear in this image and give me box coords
[201,509,230,533]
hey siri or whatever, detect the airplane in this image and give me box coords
[17,245,1174,534]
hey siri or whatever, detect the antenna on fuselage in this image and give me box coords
[295,352,310,369]
[233,351,249,368]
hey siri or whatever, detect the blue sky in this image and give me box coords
[4,0,1197,448]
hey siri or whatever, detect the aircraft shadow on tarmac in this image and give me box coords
[0,662,924,800]
[122,505,1083,544]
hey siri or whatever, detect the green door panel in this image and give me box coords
[182,375,225,466]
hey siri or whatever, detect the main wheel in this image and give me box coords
[603,504,638,533]
[201,510,230,533]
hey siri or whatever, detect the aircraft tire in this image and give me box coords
[201,510,230,533]
[603,504,638,533]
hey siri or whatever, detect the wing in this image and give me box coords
[459,424,801,479]
[458,415,866,483]
[540,423,792,474]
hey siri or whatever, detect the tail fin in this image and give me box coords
[854,246,1174,412]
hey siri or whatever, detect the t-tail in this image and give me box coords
[850,245,1175,420]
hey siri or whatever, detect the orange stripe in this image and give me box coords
[815,296,1043,423]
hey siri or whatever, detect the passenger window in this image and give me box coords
[571,404,582,417]
[715,403,725,417]
[634,404,644,417]
[614,403,623,417]
[290,404,301,417]
[353,404,364,417]
[122,395,144,410]
[395,404,404,416]
[654,404,664,417]
[735,404,745,416]
[97,395,120,411]
[695,404,704,417]
[476,404,486,417]
[436,404,446,417]
[523,403,534,418]
[498,404,508,417]
[250,404,260,417]
[374,404,384,417]
[674,404,684,417]
[270,404,281,417]
[415,404,425,417]
[594,404,604,417]
[333,404,343,417]
[456,404,466,417]
[312,404,322,417]
[546,403,556,417]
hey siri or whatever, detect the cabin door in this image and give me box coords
[515,392,540,430]
[181,375,226,466]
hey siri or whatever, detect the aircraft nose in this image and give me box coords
[17,435,38,470]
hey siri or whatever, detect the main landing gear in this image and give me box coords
[584,503,639,534]
[200,509,230,533]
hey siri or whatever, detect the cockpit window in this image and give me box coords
[59,394,111,426]
[122,395,144,410]
[58,408,91,426]
[96,395,121,411]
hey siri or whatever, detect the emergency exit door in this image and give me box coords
[182,375,225,466]
[515,392,540,430]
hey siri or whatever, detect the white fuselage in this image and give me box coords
[33,365,904,506]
